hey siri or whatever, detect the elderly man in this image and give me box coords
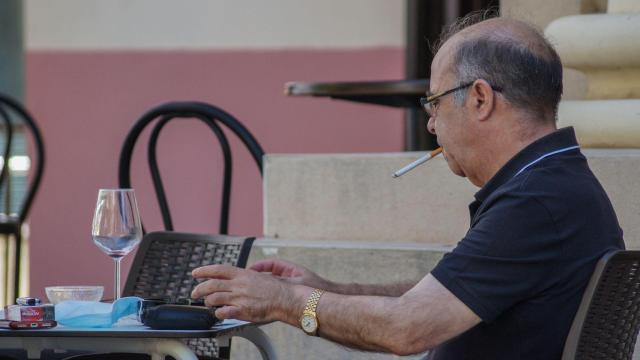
[191,15,624,359]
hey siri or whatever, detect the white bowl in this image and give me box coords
[45,286,104,304]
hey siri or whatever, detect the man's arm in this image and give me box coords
[249,259,416,297]
[191,265,480,356]
[286,274,479,355]
[327,281,416,297]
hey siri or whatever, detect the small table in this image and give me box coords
[284,79,429,108]
[284,78,437,150]
[0,319,276,360]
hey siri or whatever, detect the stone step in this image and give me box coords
[232,239,448,360]
[264,149,640,249]
[233,239,640,359]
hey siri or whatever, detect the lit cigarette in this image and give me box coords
[392,147,443,178]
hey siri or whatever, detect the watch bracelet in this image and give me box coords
[303,289,325,313]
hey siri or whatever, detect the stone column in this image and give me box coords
[546,0,640,147]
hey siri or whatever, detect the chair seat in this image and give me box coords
[562,250,640,360]
[59,354,151,360]
[0,215,20,234]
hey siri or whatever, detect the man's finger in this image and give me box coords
[250,259,297,276]
[249,260,277,273]
[215,305,241,320]
[192,264,240,279]
[204,292,233,307]
[191,279,231,299]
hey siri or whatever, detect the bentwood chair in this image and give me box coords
[0,93,45,302]
[562,250,640,360]
[114,102,264,359]
[118,101,264,234]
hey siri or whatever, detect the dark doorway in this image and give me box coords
[405,0,499,151]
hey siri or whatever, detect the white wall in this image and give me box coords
[25,0,406,50]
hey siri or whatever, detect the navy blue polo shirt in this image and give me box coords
[428,127,624,360]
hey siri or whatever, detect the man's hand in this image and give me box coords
[251,259,415,296]
[191,264,480,355]
[250,259,331,289]
[191,264,307,323]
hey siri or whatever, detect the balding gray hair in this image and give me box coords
[435,11,563,122]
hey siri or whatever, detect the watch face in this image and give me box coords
[301,314,317,333]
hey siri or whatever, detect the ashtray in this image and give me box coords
[45,286,104,304]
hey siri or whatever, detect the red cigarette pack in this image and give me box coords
[4,304,55,321]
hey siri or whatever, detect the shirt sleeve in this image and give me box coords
[430,189,563,323]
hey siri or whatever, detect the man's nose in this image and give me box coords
[427,116,436,135]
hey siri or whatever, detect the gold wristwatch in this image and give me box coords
[300,288,324,336]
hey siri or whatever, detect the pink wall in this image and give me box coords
[25,48,405,298]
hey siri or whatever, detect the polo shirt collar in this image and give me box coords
[474,126,579,202]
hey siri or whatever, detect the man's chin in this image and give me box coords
[453,169,467,178]
[443,153,466,178]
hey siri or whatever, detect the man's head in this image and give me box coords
[426,12,563,186]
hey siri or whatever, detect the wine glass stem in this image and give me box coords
[114,257,122,300]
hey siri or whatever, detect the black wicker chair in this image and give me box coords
[123,231,254,300]
[118,101,264,234]
[52,232,255,360]
[0,93,45,302]
[123,231,255,360]
[562,250,640,360]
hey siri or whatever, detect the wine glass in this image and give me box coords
[91,189,142,300]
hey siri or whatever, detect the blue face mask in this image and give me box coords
[55,297,143,328]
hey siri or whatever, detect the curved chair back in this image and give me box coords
[123,231,255,359]
[0,105,13,190]
[123,231,254,300]
[0,93,45,301]
[562,250,640,360]
[0,93,45,223]
[118,101,264,234]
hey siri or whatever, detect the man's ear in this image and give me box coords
[468,79,496,121]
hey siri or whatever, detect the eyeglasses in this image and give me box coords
[420,81,502,118]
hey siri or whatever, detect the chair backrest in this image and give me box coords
[0,93,45,222]
[0,105,13,192]
[118,101,264,234]
[562,250,640,360]
[122,231,254,300]
[0,93,45,303]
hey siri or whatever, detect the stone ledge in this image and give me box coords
[264,151,640,249]
[248,238,450,285]
[232,240,640,359]
[231,240,446,360]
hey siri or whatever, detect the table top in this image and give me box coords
[0,319,253,338]
[284,79,429,108]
